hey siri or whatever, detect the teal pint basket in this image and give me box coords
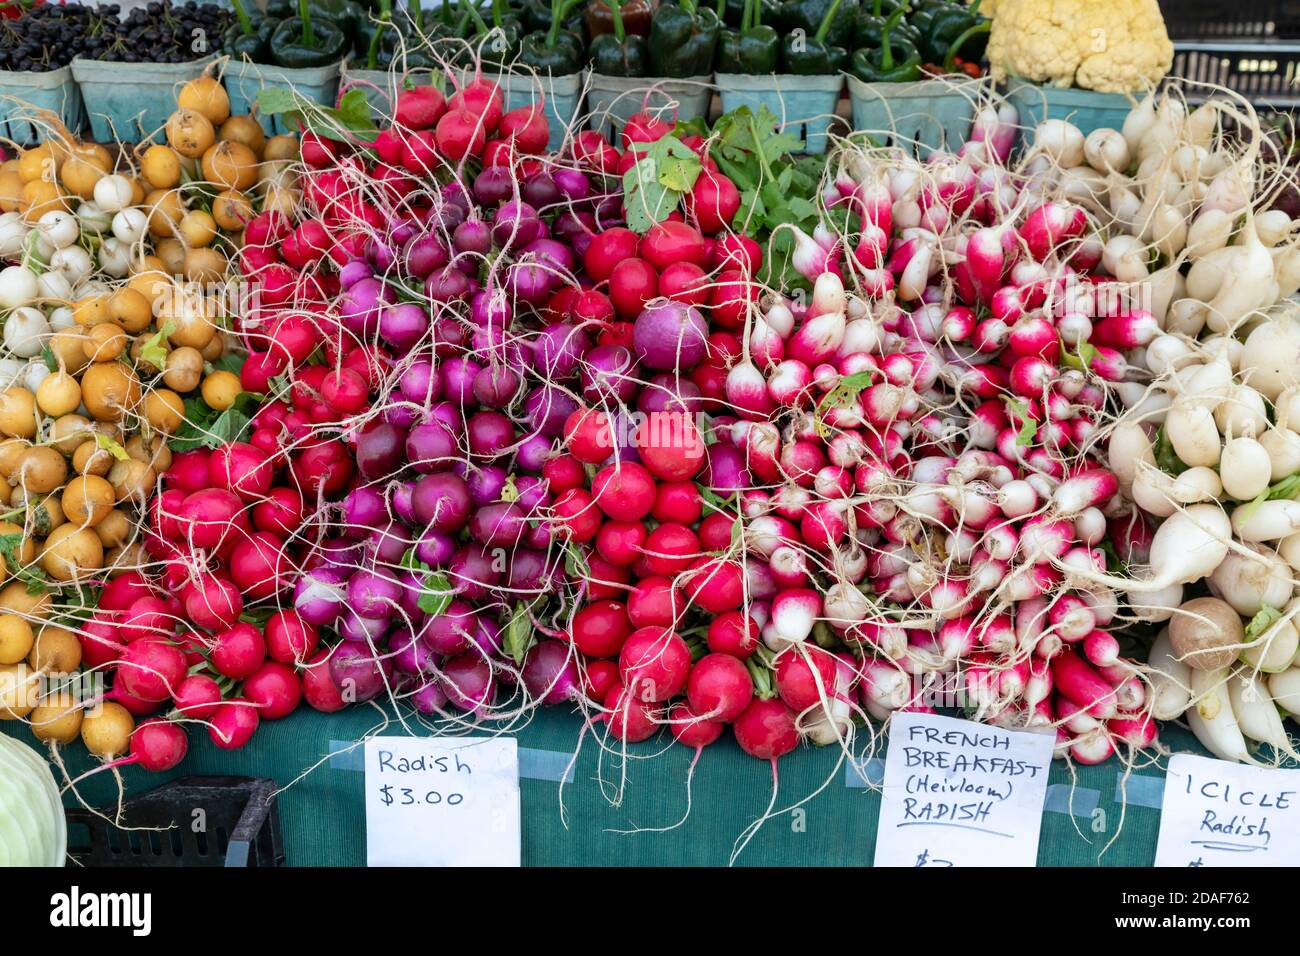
[0,67,85,142]
[715,73,843,154]
[341,62,399,119]
[586,74,713,142]
[224,58,341,136]
[847,75,987,154]
[481,69,585,152]
[72,56,216,143]
[1002,81,1133,139]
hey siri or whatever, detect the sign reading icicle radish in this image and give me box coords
[1155,754,1300,867]
[873,713,1055,867]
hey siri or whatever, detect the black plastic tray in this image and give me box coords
[65,776,285,867]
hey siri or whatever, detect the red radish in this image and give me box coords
[681,556,744,613]
[669,703,724,747]
[179,488,244,549]
[448,78,504,132]
[686,168,741,234]
[584,659,620,700]
[212,622,267,680]
[126,720,188,772]
[208,442,274,502]
[552,488,602,541]
[733,698,799,759]
[253,487,304,537]
[435,109,487,161]
[642,523,700,576]
[595,521,649,567]
[641,220,708,270]
[117,640,187,702]
[712,234,762,273]
[563,407,615,464]
[658,261,709,306]
[299,132,340,168]
[608,258,658,318]
[395,85,447,129]
[707,611,759,659]
[619,627,691,702]
[591,461,656,522]
[229,532,290,600]
[208,700,260,750]
[119,596,171,644]
[652,481,703,525]
[1051,648,1118,719]
[498,105,549,154]
[621,111,671,149]
[635,411,705,481]
[182,572,243,631]
[583,228,639,282]
[627,576,683,628]
[604,685,660,742]
[173,674,222,719]
[686,654,753,721]
[569,600,632,658]
[774,647,838,711]
[243,661,302,720]
[302,650,347,713]
[265,610,319,664]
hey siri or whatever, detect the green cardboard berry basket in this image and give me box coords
[1002,80,1133,138]
[847,74,988,153]
[586,73,712,143]
[223,57,342,136]
[0,66,86,142]
[72,56,216,143]
[715,73,843,154]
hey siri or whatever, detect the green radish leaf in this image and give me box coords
[140,321,175,372]
[257,88,379,144]
[416,572,454,616]
[94,433,130,461]
[1246,605,1283,641]
[0,532,48,594]
[504,602,534,666]
[40,346,57,373]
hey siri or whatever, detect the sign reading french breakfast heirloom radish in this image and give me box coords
[873,713,1053,867]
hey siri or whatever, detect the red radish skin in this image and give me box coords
[686,654,753,721]
[172,674,222,719]
[117,640,187,702]
[733,698,799,759]
[211,623,267,680]
[619,627,692,702]
[208,700,260,750]
[302,650,347,713]
[127,720,189,772]
[243,661,303,720]
[604,685,660,742]
[669,703,724,747]
[570,601,633,658]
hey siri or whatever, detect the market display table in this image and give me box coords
[3,709,1211,866]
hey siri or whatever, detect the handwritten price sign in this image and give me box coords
[364,736,520,867]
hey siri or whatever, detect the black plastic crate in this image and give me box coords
[1167,41,1300,106]
[65,776,285,868]
[1160,0,1300,38]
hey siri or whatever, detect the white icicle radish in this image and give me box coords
[1208,547,1292,617]
[1101,234,1149,283]
[1256,209,1294,247]
[1213,383,1268,436]
[1228,670,1297,757]
[1232,499,1300,542]
[1,306,49,358]
[1186,245,1239,301]
[1240,316,1300,401]
[1205,222,1275,332]
[1083,127,1130,173]
[1165,400,1222,467]
[1267,667,1300,713]
[1219,433,1272,500]
[0,265,38,309]
[1185,208,1234,259]
[1260,427,1300,481]
[1166,298,1208,337]
[1147,629,1193,720]
[1241,615,1299,673]
[1188,667,1254,763]
[1107,420,1154,494]
[1122,92,1157,154]
[1272,243,1300,298]
[93,174,133,213]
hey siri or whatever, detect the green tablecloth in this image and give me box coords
[3,706,1202,866]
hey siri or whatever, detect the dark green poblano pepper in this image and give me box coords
[779,0,857,50]
[224,0,277,60]
[780,0,846,73]
[921,0,989,65]
[589,0,650,76]
[269,0,349,67]
[649,0,721,78]
[849,4,920,82]
[716,0,778,74]
[518,0,585,73]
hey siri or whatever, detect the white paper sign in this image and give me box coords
[364,736,520,867]
[873,712,1055,867]
[1155,753,1300,867]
